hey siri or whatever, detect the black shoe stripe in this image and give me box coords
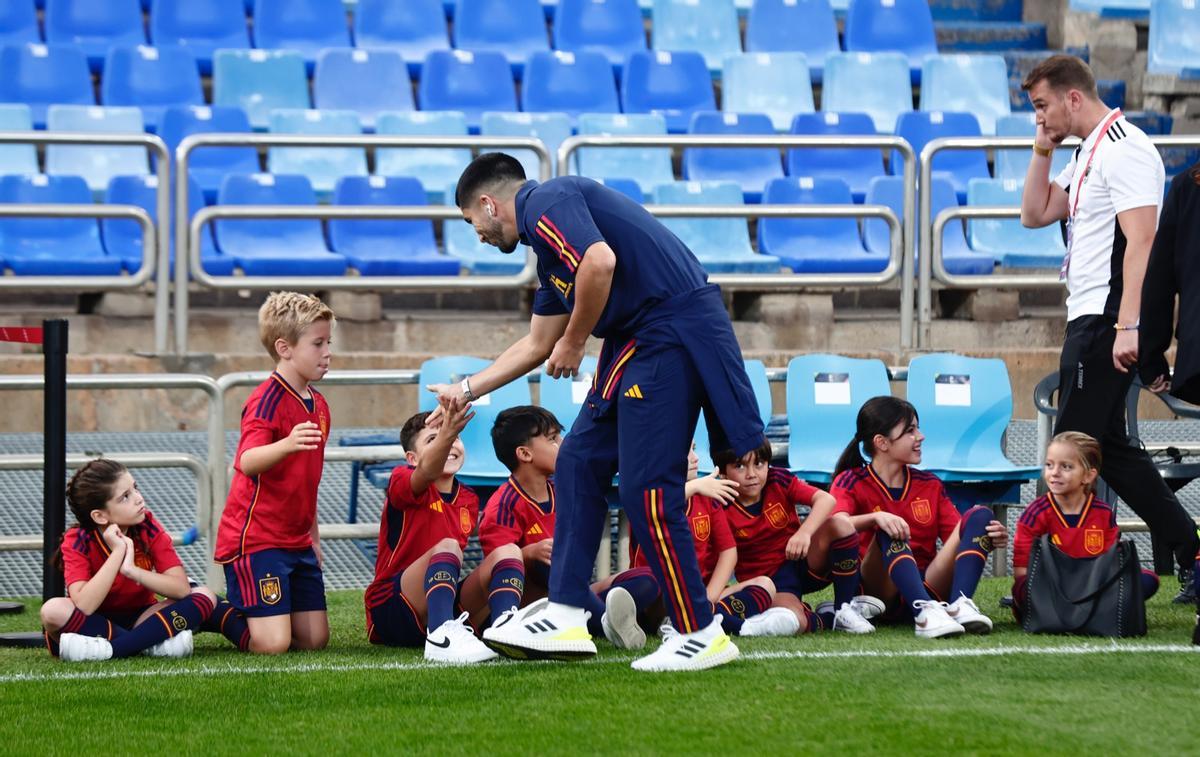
[544,620,557,631]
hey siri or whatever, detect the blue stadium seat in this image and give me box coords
[252,0,351,68]
[45,105,150,194]
[892,111,990,204]
[652,181,781,273]
[418,50,518,132]
[453,0,548,75]
[722,53,815,133]
[522,50,620,124]
[266,108,368,197]
[865,175,993,276]
[787,112,886,202]
[966,177,1066,268]
[375,111,472,204]
[212,49,310,130]
[993,112,1072,181]
[329,175,460,276]
[0,174,121,275]
[215,173,348,275]
[0,104,38,176]
[759,176,884,272]
[919,54,1011,135]
[744,0,839,83]
[44,0,144,71]
[552,0,645,73]
[683,111,783,202]
[539,355,599,431]
[692,358,772,473]
[160,105,260,203]
[905,352,1039,482]
[101,46,204,133]
[352,0,450,78]
[599,177,645,202]
[150,0,250,75]
[0,1,40,46]
[443,216,531,274]
[621,50,716,133]
[313,49,413,131]
[576,112,675,195]
[1069,0,1150,19]
[821,52,913,133]
[481,111,571,180]
[651,0,741,72]
[0,43,94,128]
[1148,0,1200,77]
[786,353,891,483]
[843,0,938,81]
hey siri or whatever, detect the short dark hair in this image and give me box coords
[1022,54,1098,98]
[491,405,563,472]
[400,411,433,454]
[455,152,527,208]
[711,439,773,472]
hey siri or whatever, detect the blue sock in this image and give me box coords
[584,589,607,637]
[829,533,863,607]
[608,567,661,612]
[202,599,251,652]
[111,593,215,658]
[424,552,461,631]
[802,602,827,633]
[487,558,525,624]
[1141,568,1160,600]
[876,531,933,612]
[715,584,772,633]
[949,506,994,601]
[47,607,126,657]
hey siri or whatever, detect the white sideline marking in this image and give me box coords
[2,643,1196,684]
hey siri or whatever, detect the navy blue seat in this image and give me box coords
[653,181,781,273]
[758,176,885,273]
[598,177,645,202]
[0,43,94,128]
[0,0,40,46]
[621,50,716,133]
[313,49,413,131]
[101,46,204,132]
[892,111,990,204]
[160,105,260,203]
[418,50,518,132]
[683,111,783,202]
[252,0,351,69]
[353,0,450,78]
[0,174,121,275]
[787,112,886,202]
[44,0,144,71]
[843,0,938,82]
[453,0,549,75]
[552,0,645,74]
[330,176,460,276]
[865,175,993,276]
[150,0,249,75]
[522,50,620,123]
[744,0,839,82]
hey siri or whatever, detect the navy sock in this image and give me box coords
[584,590,607,637]
[876,531,932,612]
[487,558,526,624]
[949,506,994,601]
[829,534,863,607]
[714,584,772,633]
[202,599,251,652]
[111,593,215,658]
[609,567,661,612]
[1141,568,1160,600]
[424,552,461,631]
[801,602,827,633]
[47,608,126,656]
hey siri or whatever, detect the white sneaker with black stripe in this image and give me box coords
[482,598,596,660]
[425,613,498,665]
[630,615,739,672]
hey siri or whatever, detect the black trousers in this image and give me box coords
[1056,315,1199,568]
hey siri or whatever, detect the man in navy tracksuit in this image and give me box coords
[430,153,765,671]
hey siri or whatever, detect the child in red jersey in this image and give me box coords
[215,292,334,654]
[1011,431,1159,623]
[832,396,1008,638]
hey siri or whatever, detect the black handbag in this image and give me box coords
[1023,535,1147,637]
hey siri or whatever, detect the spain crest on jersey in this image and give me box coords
[259,576,282,605]
[318,412,329,439]
[1084,527,1105,555]
[459,507,472,535]
[765,501,788,529]
[692,513,711,542]
[910,498,932,524]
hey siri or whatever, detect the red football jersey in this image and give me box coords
[480,477,556,555]
[724,467,821,580]
[1013,493,1118,570]
[633,494,736,582]
[365,465,479,610]
[216,373,330,562]
[62,511,183,614]
[832,464,959,571]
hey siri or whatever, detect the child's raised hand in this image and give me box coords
[985,520,1008,550]
[690,472,739,505]
[875,511,910,541]
[435,395,474,437]
[101,523,126,554]
[118,533,137,576]
[285,421,323,452]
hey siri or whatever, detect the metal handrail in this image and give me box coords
[930,206,1063,288]
[0,130,171,353]
[0,204,155,287]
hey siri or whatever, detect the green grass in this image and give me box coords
[1,579,1196,755]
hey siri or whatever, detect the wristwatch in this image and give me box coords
[460,377,476,401]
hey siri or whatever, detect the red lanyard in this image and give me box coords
[1069,109,1123,221]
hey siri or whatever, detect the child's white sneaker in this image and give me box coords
[425,613,498,665]
[738,606,800,637]
[831,602,876,634]
[850,594,886,620]
[58,633,113,662]
[912,600,965,639]
[631,616,739,672]
[482,598,596,660]
[601,587,646,650]
[144,629,194,658]
[946,595,993,634]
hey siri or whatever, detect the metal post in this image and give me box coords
[42,319,67,601]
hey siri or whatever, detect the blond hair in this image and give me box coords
[258,291,335,361]
[1049,431,1103,491]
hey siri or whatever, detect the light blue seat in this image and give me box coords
[45,105,149,195]
[481,112,571,180]
[418,50,518,132]
[44,0,144,71]
[905,352,1039,482]
[822,52,913,133]
[693,359,772,473]
[683,111,783,202]
[552,0,645,73]
[266,108,368,197]
[786,354,891,483]
[160,105,260,203]
[443,220,531,274]
[150,0,250,75]
[787,112,886,202]
[744,0,839,83]
[722,52,815,133]
[919,54,1011,135]
[0,174,121,275]
[329,175,460,276]
[212,49,310,130]
[101,46,205,132]
[843,0,937,82]
[651,0,741,72]
[522,51,620,123]
[252,0,351,68]
[313,49,413,131]
[1148,0,1200,77]
[576,112,675,195]
[418,356,534,486]
[0,104,38,176]
[865,175,993,276]
[453,0,549,75]
[993,113,1073,181]
[215,173,348,276]
[0,0,40,46]
[758,176,885,273]
[599,177,645,202]
[966,177,1066,268]
[621,50,717,133]
[375,111,472,204]
[539,355,599,432]
[892,111,990,203]
[1069,0,1150,18]
[352,0,449,78]
[0,43,94,128]
[652,181,781,273]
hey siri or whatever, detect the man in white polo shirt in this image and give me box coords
[1020,54,1199,592]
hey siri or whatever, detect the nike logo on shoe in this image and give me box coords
[427,635,451,648]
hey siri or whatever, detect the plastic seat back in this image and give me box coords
[522,50,620,122]
[651,0,741,72]
[480,111,571,180]
[150,0,250,74]
[0,104,38,176]
[102,174,222,273]
[44,0,145,69]
[621,50,716,133]
[215,173,329,258]
[212,49,310,130]
[352,0,449,74]
[252,0,351,65]
[892,111,990,203]
[329,175,458,276]
[539,355,599,433]
[1149,0,1200,77]
[160,105,260,200]
[452,0,549,71]
[313,49,413,130]
[758,176,882,272]
[576,112,675,195]
[652,181,778,273]
[744,0,839,81]
[101,45,204,132]
[45,105,150,193]
[920,54,1010,135]
[0,174,113,271]
[0,0,41,46]
[787,111,886,201]
[722,52,815,132]
[843,0,937,77]
[683,111,783,201]
[266,108,368,196]
[375,110,472,204]
[993,113,1072,181]
[821,52,913,133]
[966,177,1066,268]
[418,50,518,131]
[0,43,95,127]
[552,0,645,71]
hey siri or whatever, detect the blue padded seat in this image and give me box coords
[1148,0,1200,77]
[650,0,741,72]
[552,0,645,74]
[843,0,938,82]
[919,54,1010,135]
[744,0,839,82]
[150,0,250,75]
[722,52,815,133]
[0,43,94,128]
[329,175,460,276]
[966,177,1067,269]
[212,49,310,130]
[251,0,351,68]
[45,105,150,195]
[352,0,450,78]
[452,0,549,75]
[0,0,41,46]
[522,50,620,124]
[822,52,913,134]
[621,50,716,133]
[787,112,887,202]
[576,112,675,195]
[44,0,144,71]
[480,111,571,180]
[101,46,205,132]
[0,104,38,176]
[892,111,990,204]
[758,176,885,273]
[375,110,472,204]
[652,181,781,273]
[0,174,121,275]
[313,49,413,131]
[160,105,260,203]
[266,108,368,197]
[417,50,518,132]
[683,111,783,202]
[865,175,993,276]
[598,177,645,202]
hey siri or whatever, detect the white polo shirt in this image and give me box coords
[1053,109,1165,322]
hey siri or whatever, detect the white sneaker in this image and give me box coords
[832,602,876,634]
[946,595,993,634]
[631,616,739,672]
[850,594,886,620]
[658,619,679,641]
[738,606,800,637]
[912,600,965,639]
[425,613,499,665]
[481,598,596,660]
[58,633,113,662]
[601,587,646,650]
[144,629,194,658]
